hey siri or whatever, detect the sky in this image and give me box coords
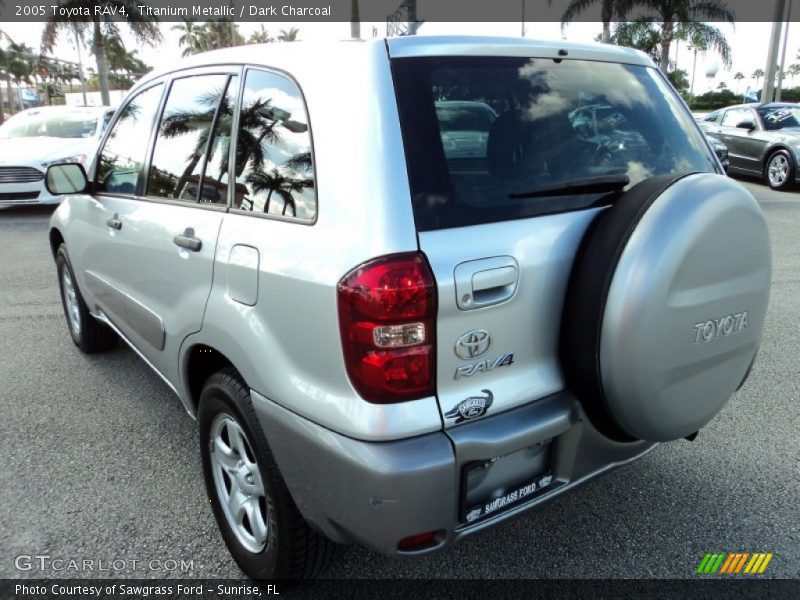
[6,20,800,96]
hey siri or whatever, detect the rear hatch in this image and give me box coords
[389,46,720,428]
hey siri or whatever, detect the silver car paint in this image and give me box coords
[253,385,655,554]
[47,37,766,556]
[421,211,601,428]
[600,174,771,440]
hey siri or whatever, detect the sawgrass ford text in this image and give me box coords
[14,584,274,597]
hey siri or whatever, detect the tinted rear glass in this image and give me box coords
[757,105,800,130]
[391,56,717,231]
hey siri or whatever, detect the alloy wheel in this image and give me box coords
[61,269,81,337]
[768,154,789,187]
[209,413,269,553]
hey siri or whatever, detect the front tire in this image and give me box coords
[55,244,116,353]
[765,149,795,190]
[198,368,336,580]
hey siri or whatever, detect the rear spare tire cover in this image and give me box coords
[561,173,771,442]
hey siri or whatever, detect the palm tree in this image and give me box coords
[104,34,149,77]
[640,1,734,74]
[733,71,744,92]
[247,167,311,216]
[0,37,10,119]
[198,20,243,51]
[609,20,662,62]
[6,42,33,84]
[152,85,224,198]
[611,17,731,77]
[173,19,206,57]
[42,1,162,106]
[788,64,800,88]
[609,17,731,76]
[558,0,633,44]
[248,25,274,45]
[5,41,34,110]
[277,28,300,42]
[752,68,764,87]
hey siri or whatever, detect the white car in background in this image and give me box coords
[0,105,114,206]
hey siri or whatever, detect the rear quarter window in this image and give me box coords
[391,56,717,231]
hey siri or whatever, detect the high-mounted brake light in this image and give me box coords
[337,253,437,404]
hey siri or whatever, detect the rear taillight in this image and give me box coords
[337,252,437,403]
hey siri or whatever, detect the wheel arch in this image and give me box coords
[182,343,240,416]
[49,227,65,258]
[762,143,796,167]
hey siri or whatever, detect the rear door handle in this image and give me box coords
[454,256,519,310]
[173,227,202,252]
[106,215,122,230]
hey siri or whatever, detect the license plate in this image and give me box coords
[461,440,555,523]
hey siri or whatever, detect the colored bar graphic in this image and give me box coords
[697,552,774,575]
[734,553,749,573]
[758,553,773,574]
[752,554,766,573]
[711,553,725,573]
[744,554,760,574]
[719,553,735,574]
[696,553,712,574]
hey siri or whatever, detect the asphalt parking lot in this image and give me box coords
[1,178,798,580]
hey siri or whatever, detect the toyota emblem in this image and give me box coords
[454,330,492,360]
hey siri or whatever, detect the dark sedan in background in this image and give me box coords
[699,103,800,190]
[706,135,730,172]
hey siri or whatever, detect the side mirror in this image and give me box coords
[45,163,89,195]
[737,120,756,131]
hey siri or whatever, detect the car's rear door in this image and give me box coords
[390,50,719,428]
[718,107,764,174]
[83,68,240,384]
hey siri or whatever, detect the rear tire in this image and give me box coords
[56,244,116,353]
[198,368,336,580]
[764,149,795,190]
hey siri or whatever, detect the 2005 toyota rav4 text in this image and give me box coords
[47,37,771,579]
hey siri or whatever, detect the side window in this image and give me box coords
[147,74,229,202]
[233,69,315,220]
[703,110,721,123]
[721,108,747,127]
[96,84,163,195]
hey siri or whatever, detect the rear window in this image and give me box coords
[391,56,717,231]
[757,105,800,131]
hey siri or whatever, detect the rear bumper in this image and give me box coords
[252,389,655,556]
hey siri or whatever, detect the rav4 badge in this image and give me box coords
[454,352,514,379]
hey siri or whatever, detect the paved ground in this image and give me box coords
[0,178,798,580]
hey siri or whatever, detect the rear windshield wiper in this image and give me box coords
[508,174,630,199]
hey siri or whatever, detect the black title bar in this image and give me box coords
[1,0,798,23]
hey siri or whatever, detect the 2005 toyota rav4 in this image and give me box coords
[47,37,772,579]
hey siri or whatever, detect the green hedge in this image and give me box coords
[688,87,800,111]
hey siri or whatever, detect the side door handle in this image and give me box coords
[173,227,202,252]
[454,256,519,310]
[106,214,122,230]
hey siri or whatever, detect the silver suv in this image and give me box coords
[47,37,772,580]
